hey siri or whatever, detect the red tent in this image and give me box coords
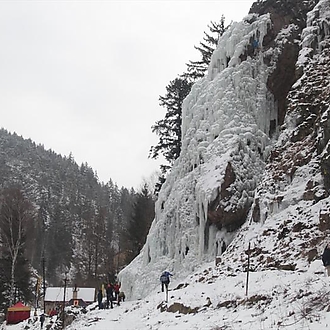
[6,301,31,324]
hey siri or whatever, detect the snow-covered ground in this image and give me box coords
[3,258,330,330]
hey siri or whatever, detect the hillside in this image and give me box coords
[0,128,148,290]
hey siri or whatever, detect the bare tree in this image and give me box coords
[0,188,35,305]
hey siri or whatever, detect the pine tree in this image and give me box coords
[183,18,226,81]
[149,77,193,185]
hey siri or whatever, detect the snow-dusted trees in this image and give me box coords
[0,188,35,306]
[0,129,158,302]
[126,184,155,262]
[47,203,73,283]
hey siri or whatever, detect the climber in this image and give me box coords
[252,38,259,55]
[160,271,173,292]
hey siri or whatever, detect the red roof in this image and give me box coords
[6,302,31,324]
[7,301,31,312]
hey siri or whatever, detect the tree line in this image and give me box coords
[0,129,155,312]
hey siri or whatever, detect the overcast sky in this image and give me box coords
[0,0,255,189]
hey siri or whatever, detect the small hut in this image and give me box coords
[45,286,95,314]
[6,301,31,324]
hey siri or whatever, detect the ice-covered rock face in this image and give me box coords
[301,0,330,53]
[120,0,322,300]
[244,0,330,275]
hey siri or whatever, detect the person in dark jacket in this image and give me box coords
[322,244,330,276]
[114,282,121,305]
[97,289,103,309]
[39,313,45,329]
[106,283,114,309]
[160,271,173,292]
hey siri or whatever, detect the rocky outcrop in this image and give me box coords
[208,162,249,232]
[157,302,199,314]
[206,0,316,231]
[251,0,318,126]
[288,43,330,191]
[249,0,318,32]
[246,0,330,271]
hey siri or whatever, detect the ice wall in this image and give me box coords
[120,12,280,300]
[301,0,330,55]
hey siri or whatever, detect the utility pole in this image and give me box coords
[42,257,46,313]
[62,274,68,329]
[245,242,251,296]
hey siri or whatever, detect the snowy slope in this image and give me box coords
[4,260,330,330]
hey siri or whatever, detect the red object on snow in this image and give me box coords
[6,301,31,324]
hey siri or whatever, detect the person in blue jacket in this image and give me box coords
[160,271,173,292]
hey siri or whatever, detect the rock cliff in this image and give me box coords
[120,0,330,300]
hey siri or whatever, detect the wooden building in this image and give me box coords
[44,286,95,315]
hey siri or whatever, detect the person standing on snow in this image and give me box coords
[97,289,103,309]
[322,244,330,275]
[106,283,114,309]
[114,282,121,305]
[160,271,173,292]
[40,313,45,329]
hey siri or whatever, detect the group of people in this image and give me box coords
[97,271,173,310]
[97,282,125,309]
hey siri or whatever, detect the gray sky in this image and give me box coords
[0,0,255,189]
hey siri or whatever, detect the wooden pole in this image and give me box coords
[245,242,251,296]
[62,275,67,329]
[42,257,46,313]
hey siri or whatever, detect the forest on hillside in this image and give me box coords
[0,128,155,311]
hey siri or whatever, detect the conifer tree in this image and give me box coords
[183,17,226,81]
[149,77,193,188]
